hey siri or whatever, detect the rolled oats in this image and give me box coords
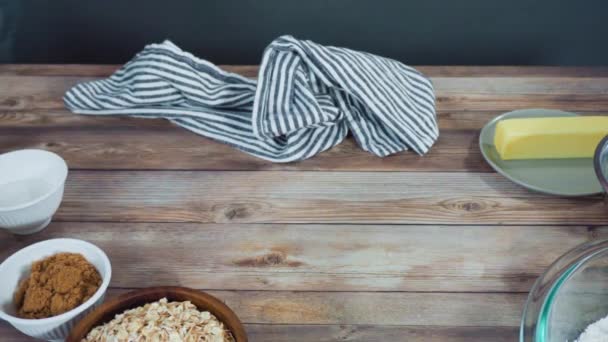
[82,298,235,342]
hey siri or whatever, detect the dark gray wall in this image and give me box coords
[2,0,608,65]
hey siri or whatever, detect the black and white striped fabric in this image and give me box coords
[65,36,438,162]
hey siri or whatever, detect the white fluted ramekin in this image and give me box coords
[0,149,68,234]
[0,239,112,341]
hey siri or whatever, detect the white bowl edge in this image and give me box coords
[0,149,69,213]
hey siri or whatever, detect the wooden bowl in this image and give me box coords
[66,286,247,342]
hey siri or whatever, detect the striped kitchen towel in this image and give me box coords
[64,36,438,162]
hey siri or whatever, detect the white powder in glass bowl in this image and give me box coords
[575,315,608,342]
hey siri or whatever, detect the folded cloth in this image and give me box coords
[64,36,439,162]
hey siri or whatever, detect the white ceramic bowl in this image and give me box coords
[0,149,68,234]
[0,239,112,341]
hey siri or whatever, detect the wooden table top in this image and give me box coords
[2,65,608,341]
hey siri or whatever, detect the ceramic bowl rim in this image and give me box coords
[0,149,68,212]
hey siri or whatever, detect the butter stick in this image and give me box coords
[494,116,608,160]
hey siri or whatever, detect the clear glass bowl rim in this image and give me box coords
[520,238,608,342]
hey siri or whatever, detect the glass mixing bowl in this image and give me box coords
[521,239,608,341]
[594,135,608,194]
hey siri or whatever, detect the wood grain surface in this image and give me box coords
[46,171,608,224]
[1,65,608,341]
[3,75,608,112]
[243,325,518,342]
[0,120,490,172]
[0,110,603,172]
[0,223,604,292]
[5,288,527,326]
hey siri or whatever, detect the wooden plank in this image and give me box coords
[0,110,496,172]
[0,323,517,342]
[1,223,602,292]
[436,93,608,112]
[0,109,497,130]
[1,110,605,172]
[113,290,527,326]
[0,76,91,111]
[2,75,608,112]
[0,124,487,172]
[2,64,608,77]
[3,110,608,172]
[48,170,608,225]
[0,289,526,326]
[244,324,517,342]
[0,109,173,129]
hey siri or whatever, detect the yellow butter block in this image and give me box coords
[494,116,608,160]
